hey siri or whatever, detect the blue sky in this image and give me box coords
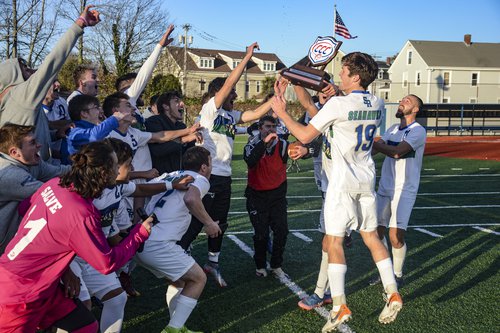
[160,0,500,66]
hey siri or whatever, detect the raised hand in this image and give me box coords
[159,24,175,47]
[245,42,260,58]
[79,5,100,27]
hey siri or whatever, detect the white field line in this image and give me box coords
[414,228,443,238]
[227,235,354,333]
[479,168,490,170]
[292,232,313,243]
[472,226,500,236]
[232,174,500,181]
[228,205,500,215]
[207,224,500,236]
[451,168,463,171]
[230,192,500,200]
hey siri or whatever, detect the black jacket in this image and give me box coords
[145,114,194,174]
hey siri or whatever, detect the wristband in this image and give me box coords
[164,180,173,191]
[76,16,88,27]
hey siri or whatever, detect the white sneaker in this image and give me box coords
[255,268,268,277]
[322,304,352,333]
[271,267,289,279]
[379,292,403,324]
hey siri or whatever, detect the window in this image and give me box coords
[263,63,275,71]
[199,79,206,92]
[232,60,240,69]
[442,97,449,103]
[416,72,421,86]
[443,72,450,87]
[470,98,477,104]
[378,71,383,79]
[200,58,213,69]
[245,81,249,93]
[471,73,478,86]
[402,72,408,87]
[256,81,261,93]
[384,92,389,100]
[407,51,412,65]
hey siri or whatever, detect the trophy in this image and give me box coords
[281,36,342,91]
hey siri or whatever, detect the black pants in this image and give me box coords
[245,182,288,269]
[178,175,231,253]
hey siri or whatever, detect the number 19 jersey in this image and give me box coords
[309,91,384,193]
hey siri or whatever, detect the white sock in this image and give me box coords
[381,236,389,250]
[100,292,127,333]
[168,294,197,329]
[166,285,183,318]
[314,251,329,298]
[376,257,398,294]
[208,252,220,263]
[327,263,347,306]
[392,243,407,278]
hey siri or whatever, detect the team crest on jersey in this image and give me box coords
[212,115,236,139]
[308,36,341,66]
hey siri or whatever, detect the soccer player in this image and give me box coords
[177,42,281,287]
[371,94,426,287]
[272,52,403,332]
[135,146,221,333]
[0,140,153,332]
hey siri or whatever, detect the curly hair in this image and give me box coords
[103,137,133,165]
[59,141,117,199]
[341,52,378,89]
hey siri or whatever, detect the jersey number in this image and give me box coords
[355,124,376,151]
[7,218,47,260]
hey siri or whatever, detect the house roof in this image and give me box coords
[166,46,286,74]
[409,40,500,68]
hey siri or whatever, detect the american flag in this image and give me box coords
[335,10,357,39]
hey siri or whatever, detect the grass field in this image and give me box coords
[121,135,500,333]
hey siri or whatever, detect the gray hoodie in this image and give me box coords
[0,23,83,161]
[0,153,70,254]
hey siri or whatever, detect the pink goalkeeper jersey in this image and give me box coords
[0,178,149,304]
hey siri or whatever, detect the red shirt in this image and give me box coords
[248,140,287,191]
[0,178,149,304]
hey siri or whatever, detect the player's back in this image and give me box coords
[310,91,384,193]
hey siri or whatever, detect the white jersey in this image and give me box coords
[92,182,136,237]
[198,97,241,177]
[108,127,152,171]
[66,90,82,104]
[146,170,210,242]
[320,125,334,192]
[377,122,426,197]
[309,91,384,193]
[42,98,70,121]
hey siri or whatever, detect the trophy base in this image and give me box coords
[281,64,331,92]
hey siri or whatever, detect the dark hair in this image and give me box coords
[59,141,116,198]
[149,94,159,107]
[115,73,137,92]
[409,94,424,112]
[341,52,378,89]
[182,146,210,172]
[73,64,96,88]
[0,123,36,153]
[102,92,130,118]
[104,137,133,165]
[68,94,100,121]
[156,91,182,116]
[200,92,210,105]
[258,115,277,128]
[207,77,226,98]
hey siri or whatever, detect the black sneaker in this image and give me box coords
[395,276,404,289]
[369,275,381,286]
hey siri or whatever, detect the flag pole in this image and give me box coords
[332,4,337,82]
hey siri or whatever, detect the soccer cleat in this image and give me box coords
[378,292,403,324]
[118,271,141,297]
[203,262,227,288]
[322,304,352,333]
[369,275,381,286]
[298,293,324,310]
[271,267,290,280]
[323,292,333,305]
[161,326,203,333]
[256,268,268,277]
[395,276,404,289]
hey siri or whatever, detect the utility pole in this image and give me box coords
[180,24,192,98]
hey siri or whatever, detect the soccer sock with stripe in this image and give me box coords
[392,243,407,278]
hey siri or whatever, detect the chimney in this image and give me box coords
[464,34,472,46]
[386,57,392,65]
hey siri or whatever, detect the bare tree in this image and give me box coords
[88,0,169,76]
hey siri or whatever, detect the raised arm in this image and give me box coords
[214,42,259,109]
